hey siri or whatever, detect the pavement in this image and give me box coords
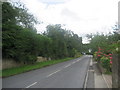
[85,56,112,89]
[93,62,108,88]
[103,74,112,88]
[93,60,112,89]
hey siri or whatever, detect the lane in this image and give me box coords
[31,56,90,88]
[2,55,91,88]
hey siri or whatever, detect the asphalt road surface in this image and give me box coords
[3,55,91,88]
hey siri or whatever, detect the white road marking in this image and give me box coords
[84,70,89,88]
[76,60,79,62]
[90,58,93,66]
[26,82,37,88]
[88,70,94,72]
[64,64,72,68]
[72,62,76,64]
[102,74,109,88]
[46,57,83,78]
[47,69,61,77]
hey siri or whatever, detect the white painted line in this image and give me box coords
[72,62,76,64]
[90,58,93,66]
[64,64,72,68]
[102,74,109,88]
[70,59,81,65]
[77,60,79,62]
[88,70,94,72]
[84,70,89,88]
[47,70,61,77]
[26,82,37,88]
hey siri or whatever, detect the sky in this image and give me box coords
[13,0,119,43]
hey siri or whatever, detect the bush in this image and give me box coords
[25,54,37,64]
[100,56,111,72]
[93,47,112,72]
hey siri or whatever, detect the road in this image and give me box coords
[3,55,91,88]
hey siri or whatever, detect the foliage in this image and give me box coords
[87,32,120,73]
[94,47,113,72]
[2,2,38,30]
[45,24,83,59]
[2,2,38,64]
[100,56,111,72]
[2,28,38,64]
[86,33,120,54]
[2,2,83,64]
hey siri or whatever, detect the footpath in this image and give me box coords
[93,61,109,88]
[86,57,112,89]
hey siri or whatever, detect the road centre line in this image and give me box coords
[83,70,89,89]
[72,62,76,64]
[64,64,72,68]
[47,58,82,78]
[47,69,61,77]
[26,82,37,88]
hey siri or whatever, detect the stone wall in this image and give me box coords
[2,59,23,70]
[118,54,120,88]
[2,57,48,70]
[37,57,47,62]
[112,54,120,88]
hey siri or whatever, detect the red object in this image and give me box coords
[106,55,109,57]
[110,61,112,64]
[109,54,112,56]
[110,57,112,59]
[98,55,101,57]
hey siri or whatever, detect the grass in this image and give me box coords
[104,71,112,75]
[1,57,75,77]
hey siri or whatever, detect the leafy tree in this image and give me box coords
[86,32,120,54]
[2,2,83,64]
[2,2,38,64]
[2,2,38,31]
[45,24,83,58]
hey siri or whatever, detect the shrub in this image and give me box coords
[100,56,111,72]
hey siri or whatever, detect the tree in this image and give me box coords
[45,24,83,58]
[2,2,38,31]
[2,2,38,64]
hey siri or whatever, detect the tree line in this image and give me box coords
[86,32,120,54]
[2,2,83,64]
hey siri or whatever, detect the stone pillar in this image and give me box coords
[112,54,119,88]
[118,1,120,88]
[118,54,120,88]
[119,1,120,33]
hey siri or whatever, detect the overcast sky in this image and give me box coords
[16,0,119,43]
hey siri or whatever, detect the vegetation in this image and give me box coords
[87,31,120,73]
[2,2,83,65]
[3,1,119,76]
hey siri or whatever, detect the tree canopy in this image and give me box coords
[2,2,83,64]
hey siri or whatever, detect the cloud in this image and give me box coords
[61,8,82,22]
[20,0,119,37]
[38,0,70,5]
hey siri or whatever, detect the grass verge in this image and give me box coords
[1,57,75,77]
[104,71,112,75]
